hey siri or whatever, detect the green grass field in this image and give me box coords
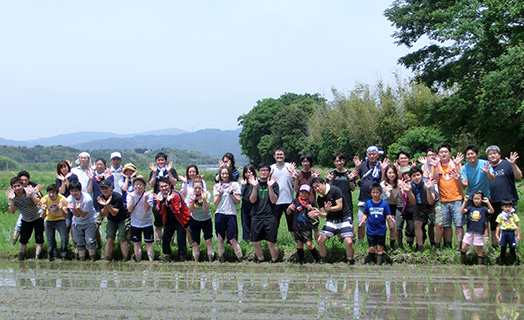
[0,169,522,264]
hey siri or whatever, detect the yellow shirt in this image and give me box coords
[41,194,67,221]
[496,213,520,230]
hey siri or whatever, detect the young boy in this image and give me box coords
[66,180,98,260]
[127,175,154,262]
[40,184,68,261]
[359,183,395,265]
[460,192,493,265]
[188,179,215,262]
[403,166,441,252]
[7,177,44,260]
[495,199,521,265]
[97,179,130,261]
[286,184,320,264]
[309,177,354,264]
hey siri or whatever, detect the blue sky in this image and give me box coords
[0,1,419,140]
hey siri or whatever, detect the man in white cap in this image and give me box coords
[109,151,123,194]
[354,146,384,240]
[71,152,93,194]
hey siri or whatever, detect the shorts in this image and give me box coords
[413,204,443,225]
[106,218,129,242]
[130,225,154,243]
[441,200,465,227]
[276,204,294,232]
[251,218,278,243]
[20,218,45,244]
[367,234,386,247]
[152,207,164,228]
[320,218,353,239]
[73,222,97,251]
[395,208,415,237]
[294,230,313,243]
[462,232,484,246]
[190,218,213,245]
[499,230,517,248]
[215,213,238,242]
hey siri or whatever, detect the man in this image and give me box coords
[98,179,130,261]
[248,163,280,262]
[109,151,123,194]
[486,145,522,246]
[460,144,495,197]
[309,177,354,264]
[354,146,384,240]
[148,152,179,244]
[71,152,93,194]
[270,147,294,233]
[435,143,465,249]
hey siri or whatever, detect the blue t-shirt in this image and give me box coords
[363,199,392,236]
[461,159,493,197]
[465,206,488,235]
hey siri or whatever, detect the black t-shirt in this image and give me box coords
[489,160,519,203]
[290,198,313,231]
[251,181,279,220]
[465,206,488,234]
[317,185,352,221]
[149,168,179,193]
[357,160,382,202]
[101,192,128,223]
[330,170,353,209]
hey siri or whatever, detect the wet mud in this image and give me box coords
[0,260,522,319]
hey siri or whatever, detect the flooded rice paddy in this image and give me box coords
[0,261,522,319]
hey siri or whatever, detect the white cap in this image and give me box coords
[110,152,122,160]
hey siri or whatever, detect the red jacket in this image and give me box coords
[156,190,190,227]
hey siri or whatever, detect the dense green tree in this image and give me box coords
[385,0,524,157]
[238,93,325,165]
[387,126,445,160]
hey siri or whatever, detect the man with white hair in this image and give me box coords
[486,145,522,247]
[71,152,93,194]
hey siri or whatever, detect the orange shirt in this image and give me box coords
[437,162,463,202]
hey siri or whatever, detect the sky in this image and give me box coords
[0,1,419,141]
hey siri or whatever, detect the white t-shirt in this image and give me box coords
[270,162,293,205]
[127,192,154,228]
[67,192,97,225]
[213,182,241,215]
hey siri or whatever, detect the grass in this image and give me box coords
[0,169,523,264]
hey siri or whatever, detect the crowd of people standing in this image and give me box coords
[6,143,522,265]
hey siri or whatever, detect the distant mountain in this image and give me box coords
[0,128,188,147]
[72,128,244,162]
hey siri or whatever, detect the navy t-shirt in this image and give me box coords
[357,160,382,202]
[489,160,519,203]
[363,199,392,236]
[465,206,488,235]
[317,185,352,221]
[330,170,353,210]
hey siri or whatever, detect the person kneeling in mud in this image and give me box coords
[359,183,395,265]
[286,184,320,264]
[309,177,354,264]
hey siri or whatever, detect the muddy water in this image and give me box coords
[0,261,522,319]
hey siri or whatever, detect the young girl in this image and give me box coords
[213,166,243,262]
[460,191,494,265]
[188,179,215,262]
[127,176,155,262]
[380,164,399,249]
[240,165,256,242]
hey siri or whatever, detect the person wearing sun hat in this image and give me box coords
[127,175,154,262]
[120,163,137,207]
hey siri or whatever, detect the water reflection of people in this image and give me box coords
[496,289,520,320]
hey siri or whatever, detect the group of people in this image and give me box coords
[6,143,522,265]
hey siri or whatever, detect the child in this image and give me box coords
[213,166,243,262]
[359,183,395,265]
[188,179,215,262]
[66,180,98,260]
[460,191,493,265]
[495,199,521,265]
[40,184,68,261]
[127,176,154,262]
[7,177,44,260]
[286,184,320,264]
